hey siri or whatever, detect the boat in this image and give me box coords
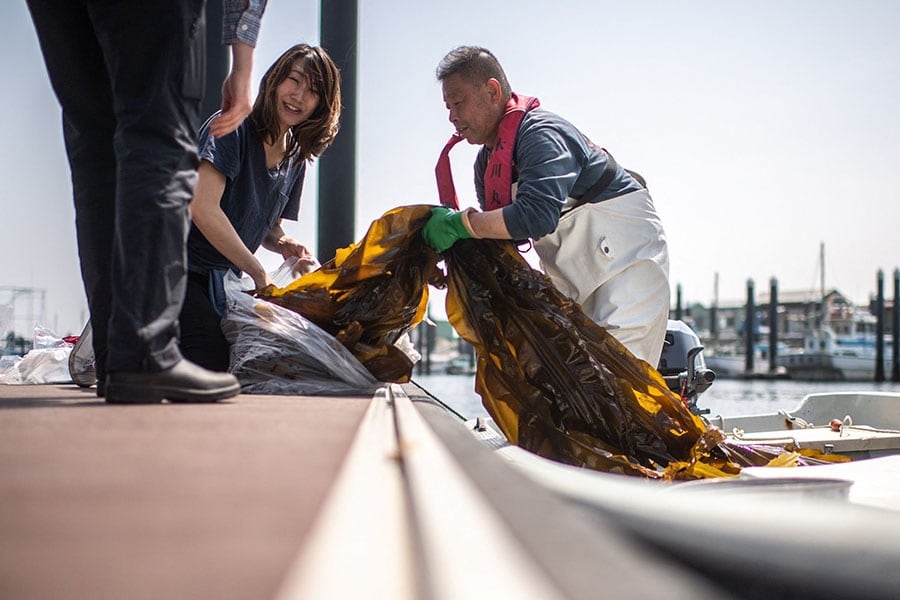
[705,390,900,461]
[775,243,895,381]
[701,271,789,379]
[445,355,476,375]
[463,397,900,599]
[453,321,900,598]
[777,306,894,381]
[704,341,788,379]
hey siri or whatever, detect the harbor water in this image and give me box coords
[411,373,900,421]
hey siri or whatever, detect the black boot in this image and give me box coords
[105,359,241,404]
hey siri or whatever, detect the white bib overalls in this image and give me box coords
[533,188,670,367]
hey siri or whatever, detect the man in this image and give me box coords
[424,46,670,367]
[26,0,266,403]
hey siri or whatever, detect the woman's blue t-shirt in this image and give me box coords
[187,113,305,274]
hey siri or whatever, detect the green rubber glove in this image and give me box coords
[422,206,471,252]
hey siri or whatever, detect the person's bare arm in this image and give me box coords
[464,208,512,239]
[261,221,318,276]
[189,161,270,288]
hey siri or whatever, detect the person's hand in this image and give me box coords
[210,72,252,137]
[290,258,319,277]
[249,266,273,291]
[423,207,472,252]
[278,238,319,276]
[210,43,254,138]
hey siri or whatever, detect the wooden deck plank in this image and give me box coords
[0,383,369,600]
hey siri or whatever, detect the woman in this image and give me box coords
[181,44,341,371]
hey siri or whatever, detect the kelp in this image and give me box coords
[257,205,831,479]
[441,234,833,479]
[256,205,443,382]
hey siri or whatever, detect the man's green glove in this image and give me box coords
[422,206,472,252]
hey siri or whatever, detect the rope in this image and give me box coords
[732,413,900,445]
[730,427,801,447]
[838,423,900,436]
[777,409,813,429]
[408,377,467,421]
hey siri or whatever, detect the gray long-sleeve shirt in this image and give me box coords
[475,107,641,240]
[223,0,267,46]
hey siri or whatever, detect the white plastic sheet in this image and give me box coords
[0,326,73,385]
[220,264,380,396]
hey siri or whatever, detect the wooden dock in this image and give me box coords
[0,382,725,599]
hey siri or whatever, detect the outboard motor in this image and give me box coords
[657,320,716,415]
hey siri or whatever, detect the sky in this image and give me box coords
[2,0,899,337]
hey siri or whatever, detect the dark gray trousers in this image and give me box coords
[27,0,207,376]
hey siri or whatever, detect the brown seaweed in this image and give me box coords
[256,205,443,382]
[257,205,833,478]
[441,236,834,479]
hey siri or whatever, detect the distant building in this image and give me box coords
[670,287,896,352]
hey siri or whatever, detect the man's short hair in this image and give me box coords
[436,46,512,99]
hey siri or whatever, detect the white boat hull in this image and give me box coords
[465,398,900,599]
[778,351,893,381]
[705,353,784,378]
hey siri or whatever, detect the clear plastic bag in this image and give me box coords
[33,325,71,350]
[0,326,73,385]
[220,267,380,396]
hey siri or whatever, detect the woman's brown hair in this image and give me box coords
[249,44,341,163]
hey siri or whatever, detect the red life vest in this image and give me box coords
[435,93,540,211]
